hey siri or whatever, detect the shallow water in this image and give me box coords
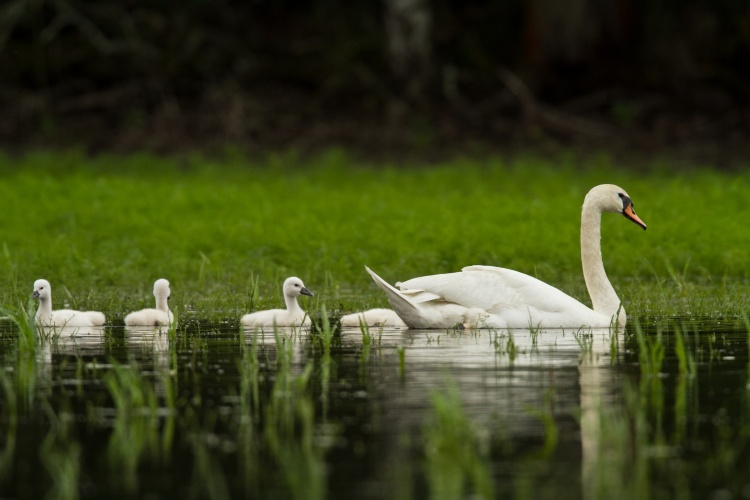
[0,317,749,498]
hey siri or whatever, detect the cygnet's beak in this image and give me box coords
[300,287,314,297]
[31,290,40,299]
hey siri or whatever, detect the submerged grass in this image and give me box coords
[0,149,748,321]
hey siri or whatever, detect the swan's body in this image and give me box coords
[124,279,174,327]
[340,308,408,328]
[367,184,647,329]
[241,277,313,327]
[32,279,106,327]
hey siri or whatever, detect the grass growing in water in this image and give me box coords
[674,324,696,377]
[635,322,665,377]
[423,380,494,500]
[2,150,750,498]
[0,300,38,354]
[104,361,170,492]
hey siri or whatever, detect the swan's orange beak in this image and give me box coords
[623,203,647,230]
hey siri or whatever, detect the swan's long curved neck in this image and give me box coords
[581,206,625,324]
[37,297,53,316]
[284,294,302,314]
[156,294,169,312]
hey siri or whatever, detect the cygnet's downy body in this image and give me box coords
[340,308,407,328]
[32,279,106,327]
[241,277,313,327]
[124,279,174,327]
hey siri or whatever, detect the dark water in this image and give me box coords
[0,317,749,499]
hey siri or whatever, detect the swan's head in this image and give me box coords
[32,279,51,300]
[585,184,647,230]
[153,279,171,299]
[283,277,314,298]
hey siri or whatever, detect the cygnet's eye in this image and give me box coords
[295,284,300,287]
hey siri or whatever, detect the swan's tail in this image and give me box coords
[365,266,422,328]
[364,266,420,322]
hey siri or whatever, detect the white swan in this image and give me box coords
[366,184,647,329]
[340,308,408,328]
[124,279,174,326]
[32,279,106,327]
[241,277,314,327]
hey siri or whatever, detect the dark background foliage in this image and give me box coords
[1,0,749,153]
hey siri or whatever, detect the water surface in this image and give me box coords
[0,317,749,498]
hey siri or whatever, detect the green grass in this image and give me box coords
[1,149,749,323]
[423,381,494,499]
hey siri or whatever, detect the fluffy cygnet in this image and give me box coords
[241,277,313,327]
[124,279,174,327]
[32,279,106,327]
[340,308,407,328]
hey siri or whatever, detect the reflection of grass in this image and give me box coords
[264,360,327,500]
[104,360,172,492]
[423,381,494,500]
[0,371,17,482]
[635,321,665,377]
[40,402,81,500]
[588,383,650,500]
[674,325,696,377]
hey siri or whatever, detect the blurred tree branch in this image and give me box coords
[498,68,616,139]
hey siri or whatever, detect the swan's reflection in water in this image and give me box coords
[342,324,622,497]
[124,325,173,374]
[241,325,310,369]
[344,326,618,421]
[241,325,309,345]
[35,326,108,388]
[25,319,620,498]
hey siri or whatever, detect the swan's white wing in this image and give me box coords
[398,288,443,303]
[397,266,593,317]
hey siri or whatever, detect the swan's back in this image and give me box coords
[399,266,611,328]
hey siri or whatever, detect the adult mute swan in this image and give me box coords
[241,277,314,327]
[366,184,647,329]
[32,279,106,327]
[340,308,407,328]
[124,279,174,327]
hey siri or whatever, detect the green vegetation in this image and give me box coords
[2,151,750,499]
[1,149,749,323]
[423,382,494,500]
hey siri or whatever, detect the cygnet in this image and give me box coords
[32,279,106,327]
[124,279,174,327]
[241,276,313,327]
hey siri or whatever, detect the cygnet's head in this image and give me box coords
[585,184,647,230]
[32,279,52,300]
[153,278,171,299]
[283,277,313,298]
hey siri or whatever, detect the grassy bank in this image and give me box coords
[0,149,749,322]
